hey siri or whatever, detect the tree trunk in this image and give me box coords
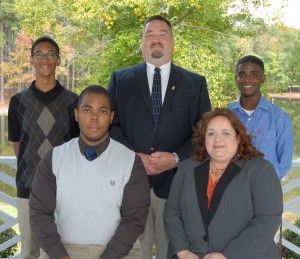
[0,1,4,104]
[67,61,70,90]
[72,60,75,92]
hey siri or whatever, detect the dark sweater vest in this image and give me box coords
[9,82,78,198]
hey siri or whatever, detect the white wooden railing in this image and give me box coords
[0,157,300,258]
[280,159,300,256]
[0,156,21,258]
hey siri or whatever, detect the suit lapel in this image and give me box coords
[161,63,181,115]
[194,160,210,235]
[133,63,183,128]
[134,63,153,115]
[194,159,244,233]
[208,161,243,224]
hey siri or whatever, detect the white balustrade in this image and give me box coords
[0,156,300,258]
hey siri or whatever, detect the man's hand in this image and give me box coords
[177,250,199,259]
[203,252,227,259]
[148,152,177,174]
[136,152,157,175]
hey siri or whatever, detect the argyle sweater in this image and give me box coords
[8,81,79,198]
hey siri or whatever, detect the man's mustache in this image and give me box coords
[151,42,163,48]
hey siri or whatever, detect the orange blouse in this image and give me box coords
[207,175,220,209]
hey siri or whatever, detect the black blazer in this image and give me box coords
[108,62,211,199]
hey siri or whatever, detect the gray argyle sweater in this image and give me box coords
[8,81,79,198]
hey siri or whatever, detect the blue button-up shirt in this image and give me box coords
[228,95,294,180]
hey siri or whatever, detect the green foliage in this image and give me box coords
[0,219,18,258]
[0,0,19,32]
[11,0,253,105]
[1,33,32,88]
[282,218,300,259]
[3,0,299,108]
[215,20,300,105]
[276,101,300,159]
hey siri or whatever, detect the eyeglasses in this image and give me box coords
[32,52,59,60]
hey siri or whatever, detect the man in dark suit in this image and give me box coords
[108,15,211,259]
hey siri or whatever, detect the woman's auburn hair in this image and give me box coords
[193,107,263,161]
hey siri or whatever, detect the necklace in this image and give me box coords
[209,167,225,177]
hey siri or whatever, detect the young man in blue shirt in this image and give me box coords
[228,55,294,180]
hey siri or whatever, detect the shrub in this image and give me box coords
[0,219,18,258]
[282,218,300,259]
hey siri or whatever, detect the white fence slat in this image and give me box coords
[0,157,299,257]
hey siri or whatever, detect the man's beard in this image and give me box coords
[151,50,163,59]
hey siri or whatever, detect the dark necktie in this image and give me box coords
[84,147,97,161]
[151,67,162,132]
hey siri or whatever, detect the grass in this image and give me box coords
[0,203,21,255]
[282,168,300,223]
[282,168,300,203]
[0,202,18,234]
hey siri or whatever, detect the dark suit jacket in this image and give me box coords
[164,158,283,259]
[108,62,211,199]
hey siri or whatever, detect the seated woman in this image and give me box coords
[164,108,283,259]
